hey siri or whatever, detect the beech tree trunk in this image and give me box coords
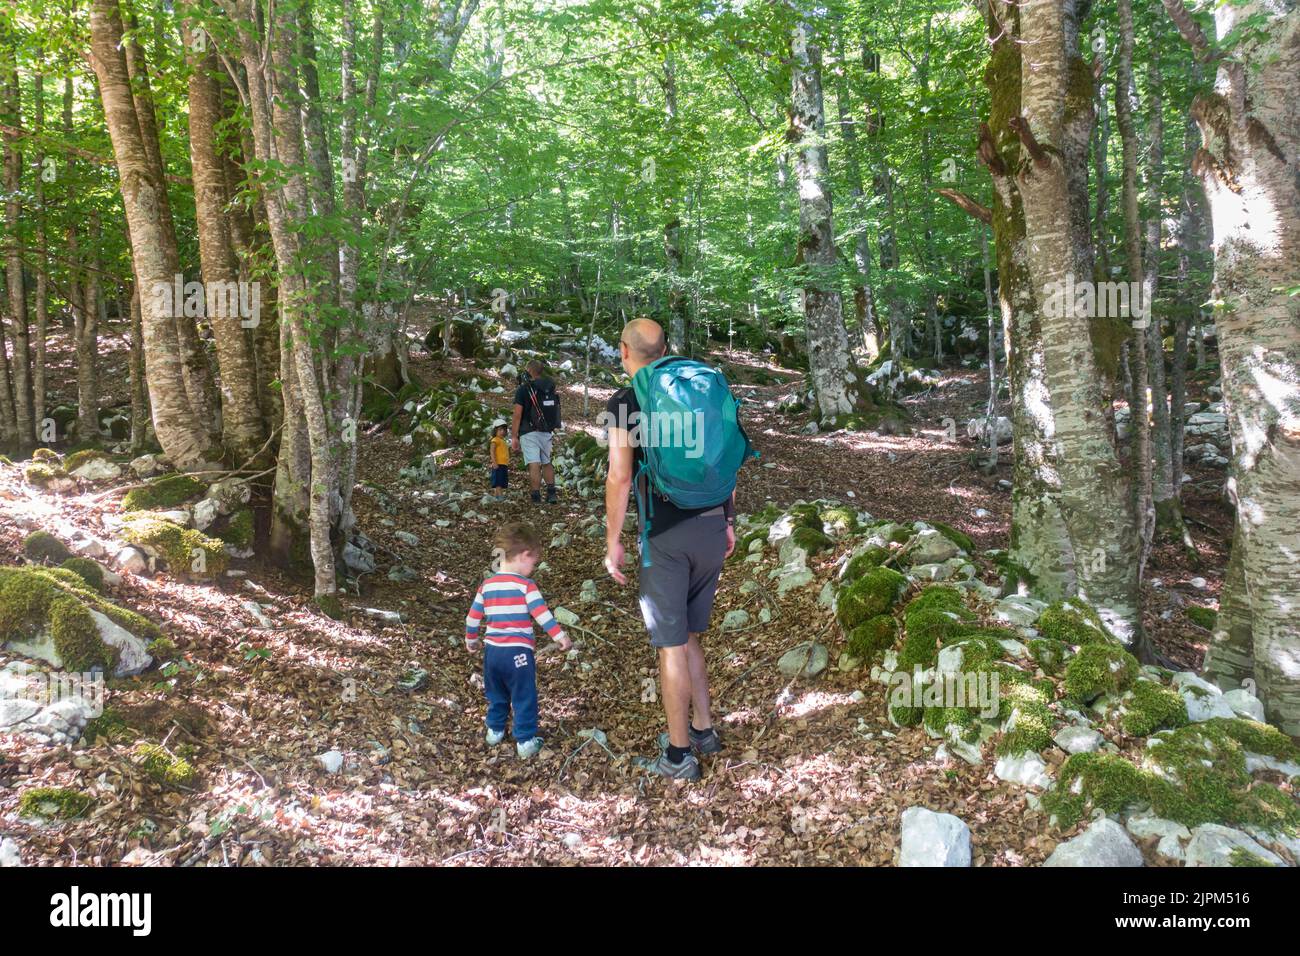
[1163,0,1300,732]
[89,0,214,467]
[1016,0,1145,649]
[789,15,862,421]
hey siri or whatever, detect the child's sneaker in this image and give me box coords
[516,736,544,759]
[485,728,506,746]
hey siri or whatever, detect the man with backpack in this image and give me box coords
[511,360,562,504]
[602,318,756,780]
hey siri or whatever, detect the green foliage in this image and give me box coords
[1186,606,1217,630]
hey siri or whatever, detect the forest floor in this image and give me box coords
[0,323,1232,866]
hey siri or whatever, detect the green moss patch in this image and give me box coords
[60,557,104,592]
[846,615,897,662]
[23,530,72,565]
[134,743,198,787]
[1063,642,1139,703]
[1038,601,1117,646]
[1120,679,1189,737]
[0,565,162,669]
[18,786,93,820]
[996,681,1055,756]
[218,507,256,549]
[120,515,228,578]
[843,546,890,581]
[121,474,205,513]
[819,506,860,535]
[64,449,113,472]
[835,566,907,631]
[927,520,973,554]
[1029,637,1070,675]
[31,447,61,463]
[1043,721,1300,833]
[23,461,69,488]
[1186,606,1217,630]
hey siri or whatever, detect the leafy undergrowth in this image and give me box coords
[0,346,1238,866]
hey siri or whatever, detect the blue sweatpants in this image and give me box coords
[483,644,538,740]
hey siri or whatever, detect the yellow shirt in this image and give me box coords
[491,436,510,466]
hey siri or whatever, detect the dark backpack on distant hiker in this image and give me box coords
[523,376,561,433]
[630,356,758,566]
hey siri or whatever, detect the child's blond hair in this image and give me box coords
[495,522,541,560]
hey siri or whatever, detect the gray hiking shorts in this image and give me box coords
[638,507,728,648]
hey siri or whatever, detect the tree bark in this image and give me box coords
[1016,0,1145,649]
[1,32,33,450]
[1164,0,1300,732]
[89,0,214,467]
[789,14,862,421]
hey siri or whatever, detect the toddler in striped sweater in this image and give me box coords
[465,522,571,758]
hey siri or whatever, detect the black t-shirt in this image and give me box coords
[513,377,557,436]
[606,386,733,538]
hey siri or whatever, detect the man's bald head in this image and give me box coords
[621,318,667,364]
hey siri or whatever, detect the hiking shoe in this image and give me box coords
[635,750,701,781]
[516,737,544,759]
[657,727,724,757]
[545,487,558,504]
[485,728,506,746]
[530,491,542,504]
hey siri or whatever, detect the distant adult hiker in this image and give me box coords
[512,360,562,504]
[602,318,757,780]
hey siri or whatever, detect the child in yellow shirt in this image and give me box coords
[488,424,511,499]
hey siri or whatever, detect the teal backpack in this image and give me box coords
[630,356,758,566]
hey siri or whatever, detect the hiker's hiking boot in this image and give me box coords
[635,750,701,781]
[485,727,506,746]
[516,736,544,759]
[656,726,724,757]
[546,486,558,504]
[530,491,542,504]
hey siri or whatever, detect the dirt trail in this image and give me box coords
[0,345,1229,865]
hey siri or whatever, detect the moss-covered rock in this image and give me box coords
[996,682,1055,757]
[121,474,205,512]
[134,743,198,787]
[18,786,93,820]
[846,615,897,662]
[218,507,256,550]
[0,565,160,676]
[120,515,228,578]
[83,707,132,744]
[819,506,860,535]
[22,530,72,565]
[789,525,833,555]
[1186,606,1217,630]
[1120,679,1189,737]
[24,461,69,488]
[1028,637,1070,676]
[1043,720,1300,833]
[1038,601,1116,646]
[64,449,113,472]
[835,566,907,631]
[927,520,974,554]
[31,447,61,463]
[315,593,345,620]
[59,557,104,592]
[924,705,980,743]
[1063,642,1139,703]
[842,546,890,581]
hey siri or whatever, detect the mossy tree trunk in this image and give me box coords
[2,33,34,453]
[1015,0,1146,652]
